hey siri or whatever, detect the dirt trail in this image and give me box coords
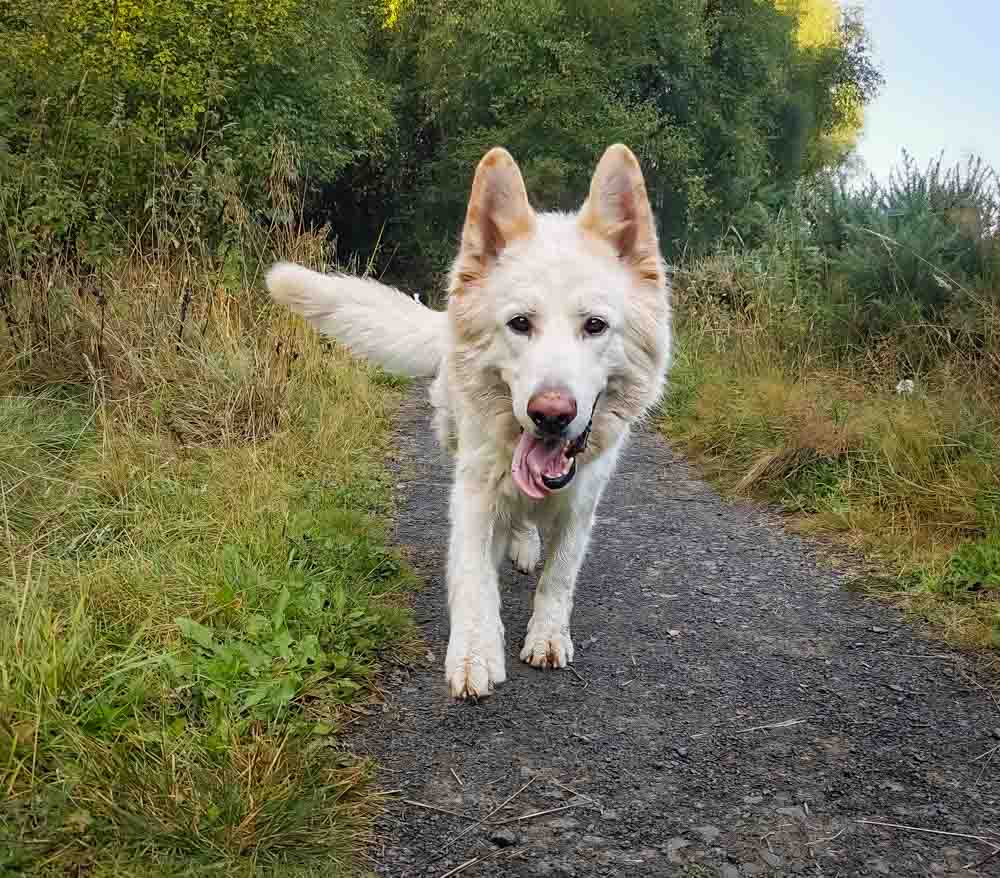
[354,386,1000,877]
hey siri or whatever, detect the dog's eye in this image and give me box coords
[507,315,532,335]
[583,317,608,336]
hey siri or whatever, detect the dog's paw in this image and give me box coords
[445,627,506,700]
[509,527,541,574]
[520,621,574,669]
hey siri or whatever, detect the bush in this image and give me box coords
[809,153,999,338]
[678,154,1000,376]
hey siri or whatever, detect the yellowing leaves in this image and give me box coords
[775,0,839,49]
[383,0,404,29]
[775,0,840,49]
[776,0,866,158]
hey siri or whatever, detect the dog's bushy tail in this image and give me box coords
[266,263,446,378]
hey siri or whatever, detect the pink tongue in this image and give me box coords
[511,433,567,499]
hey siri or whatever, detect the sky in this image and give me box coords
[855,1,999,183]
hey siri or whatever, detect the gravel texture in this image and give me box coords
[353,386,1000,877]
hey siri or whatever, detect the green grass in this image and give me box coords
[1,251,416,875]
[662,257,1000,653]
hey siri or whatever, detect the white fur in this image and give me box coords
[266,145,672,700]
[509,522,541,573]
[266,264,446,377]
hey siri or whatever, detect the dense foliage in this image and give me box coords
[380,0,881,271]
[0,0,879,285]
[0,0,394,270]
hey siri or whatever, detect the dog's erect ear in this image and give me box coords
[578,144,663,286]
[453,148,536,290]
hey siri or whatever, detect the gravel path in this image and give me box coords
[354,385,1000,878]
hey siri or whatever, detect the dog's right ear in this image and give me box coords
[452,148,536,291]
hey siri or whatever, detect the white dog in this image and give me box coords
[266,144,672,699]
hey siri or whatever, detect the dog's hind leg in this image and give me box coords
[509,522,541,574]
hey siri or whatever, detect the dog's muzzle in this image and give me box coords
[512,395,599,497]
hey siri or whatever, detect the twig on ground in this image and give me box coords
[737,717,808,734]
[451,767,465,787]
[568,666,589,687]
[760,824,793,853]
[437,845,527,878]
[550,778,599,806]
[973,744,1000,762]
[856,818,1000,849]
[975,742,998,788]
[433,777,537,857]
[967,846,1000,871]
[883,652,956,660]
[807,827,847,846]
[404,800,478,821]
[957,667,1000,715]
[663,496,715,503]
[437,856,480,878]
[691,716,808,739]
[489,803,582,826]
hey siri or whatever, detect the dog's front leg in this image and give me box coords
[520,496,598,670]
[445,475,506,699]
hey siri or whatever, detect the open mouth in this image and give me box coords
[510,418,593,500]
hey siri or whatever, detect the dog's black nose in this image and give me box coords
[528,390,577,436]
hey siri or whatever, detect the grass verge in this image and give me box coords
[1,241,416,875]
[662,258,1000,653]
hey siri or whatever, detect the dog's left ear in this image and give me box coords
[578,144,664,286]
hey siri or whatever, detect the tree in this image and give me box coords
[377,0,881,273]
[0,0,395,266]
[775,0,879,171]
